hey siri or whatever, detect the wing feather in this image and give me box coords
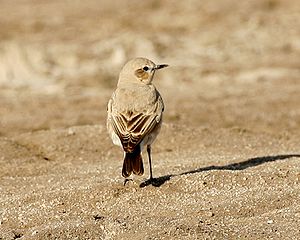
[110,95,163,153]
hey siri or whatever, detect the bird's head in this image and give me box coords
[118,57,168,85]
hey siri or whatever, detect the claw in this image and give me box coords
[123,178,133,186]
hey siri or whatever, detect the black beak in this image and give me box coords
[155,64,169,70]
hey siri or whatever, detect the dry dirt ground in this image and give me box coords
[0,0,300,239]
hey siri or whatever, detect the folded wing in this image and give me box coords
[110,96,163,153]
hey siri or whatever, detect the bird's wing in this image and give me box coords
[110,95,164,152]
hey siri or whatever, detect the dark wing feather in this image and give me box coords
[111,97,163,153]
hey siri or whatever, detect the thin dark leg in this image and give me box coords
[147,145,153,180]
[139,145,157,187]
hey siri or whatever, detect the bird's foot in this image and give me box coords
[140,177,158,187]
[123,178,133,186]
[139,175,172,188]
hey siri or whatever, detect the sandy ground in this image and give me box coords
[0,0,300,239]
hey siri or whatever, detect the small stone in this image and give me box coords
[68,128,75,135]
[93,215,104,221]
[267,220,273,224]
[207,211,215,217]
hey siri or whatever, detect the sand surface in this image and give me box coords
[0,0,300,239]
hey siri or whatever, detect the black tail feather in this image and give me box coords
[122,147,144,178]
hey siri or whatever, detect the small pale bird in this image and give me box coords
[107,57,168,183]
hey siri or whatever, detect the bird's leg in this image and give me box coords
[123,178,133,186]
[147,145,153,181]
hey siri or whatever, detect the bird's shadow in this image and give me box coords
[139,154,300,188]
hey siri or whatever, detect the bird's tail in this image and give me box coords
[122,147,144,178]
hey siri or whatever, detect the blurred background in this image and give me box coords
[0,0,299,136]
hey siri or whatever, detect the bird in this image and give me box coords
[107,57,168,184]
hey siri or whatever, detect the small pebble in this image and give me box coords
[68,128,75,135]
[207,211,215,217]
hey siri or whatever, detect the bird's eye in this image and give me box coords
[143,66,149,71]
